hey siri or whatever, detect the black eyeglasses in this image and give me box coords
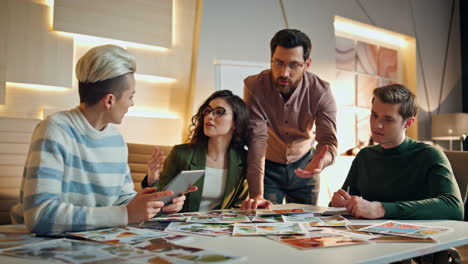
[202,106,230,118]
[271,59,305,71]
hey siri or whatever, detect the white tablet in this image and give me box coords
[160,169,204,204]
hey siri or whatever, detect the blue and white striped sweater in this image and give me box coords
[11,107,136,234]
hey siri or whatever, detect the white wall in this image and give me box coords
[193,0,462,142]
[192,0,462,204]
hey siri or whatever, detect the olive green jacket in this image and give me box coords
[142,143,249,212]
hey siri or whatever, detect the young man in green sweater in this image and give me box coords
[331,84,463,220]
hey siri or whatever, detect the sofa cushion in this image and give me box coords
[127,143,173,192]
[0,117,40,224]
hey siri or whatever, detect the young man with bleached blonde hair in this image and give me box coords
[11,44,195,235]
[331,84,463,220]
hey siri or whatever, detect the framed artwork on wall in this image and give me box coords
[334,31,402,149]
[357,74,379,109]
[335,36,356,71]
[356,41,378,75]
[378,47,398,80]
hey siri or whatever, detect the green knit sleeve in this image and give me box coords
[341,155,361,196]
[383,147,464,220]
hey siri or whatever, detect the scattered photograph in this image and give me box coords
[165,223,233,237]
[186,215,251,224]
[232,223,306,236]
[68,226,170,245]
[359,221,452,239]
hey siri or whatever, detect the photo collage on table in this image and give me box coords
[0,208,452,263]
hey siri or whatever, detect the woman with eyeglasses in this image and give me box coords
[141,90,250,212]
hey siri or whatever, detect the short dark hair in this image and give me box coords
[188,90,250,149]
[372,84,418,120]
[270,29,312,62]
[78,74,129,106]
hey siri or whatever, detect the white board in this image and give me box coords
[214,60,269,98]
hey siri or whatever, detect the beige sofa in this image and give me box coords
[127,143,173,192]
[0,117,40,224]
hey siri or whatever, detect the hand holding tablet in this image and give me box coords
[159,170,204,205]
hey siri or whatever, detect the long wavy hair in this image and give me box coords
[187,90,250,149]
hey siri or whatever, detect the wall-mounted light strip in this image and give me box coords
[56,31,168,52]
[135,74,176,83]
[334,16,409,47]
[6,82,69,91]
[172,0,177,46]
[42,0,55,31]
[126,107,179,119]
[44,0,168,51]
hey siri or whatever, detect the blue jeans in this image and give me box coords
[264,150,319,205]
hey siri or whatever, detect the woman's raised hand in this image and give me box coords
[147,146,165,186]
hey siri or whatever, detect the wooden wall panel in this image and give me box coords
[118,116,184,146]
[0,117,40,133]
[54,0,173,48]
[0,154,28,166]
[128,0,197,121]
[6,0,73,88]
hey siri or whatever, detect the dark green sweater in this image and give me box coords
[342,138,463,220]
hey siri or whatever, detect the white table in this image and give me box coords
[1,204,467,264]
[174,204,468,264]
[175,220,467,264]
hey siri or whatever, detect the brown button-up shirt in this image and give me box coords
[244,70,337,190]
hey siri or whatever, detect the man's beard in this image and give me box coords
[274,76,302,95]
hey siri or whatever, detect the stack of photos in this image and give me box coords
[267,229,369,250]
[250,216,283,223]
[68,226,175,245]
[359,221,452,239]
[345,225,436,243]
[255,209,306,216]
[139,221,171,231]
[1,237,246,264]
[207,210,257,217]
[165,223,233,237]
[131,237,246,264]
[152,213,202,222]
[232,223,307,236]
[1,238,129,263]
[0,232,50,249]
[321,207,351,216]
[186,215,251,224]
[282,213,350,227]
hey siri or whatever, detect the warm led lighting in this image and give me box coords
[135,74,176,83]
[172,0,177,46]
[56,31,168,52]
[39,108,45,120]
[6,82,69,91]
[334,17,408,47]
[40,0,55,31]
[43,0,54,7]
[126,108,179,119]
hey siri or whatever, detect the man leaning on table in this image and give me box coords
[241,29,338,210]
[331,84,464,220]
